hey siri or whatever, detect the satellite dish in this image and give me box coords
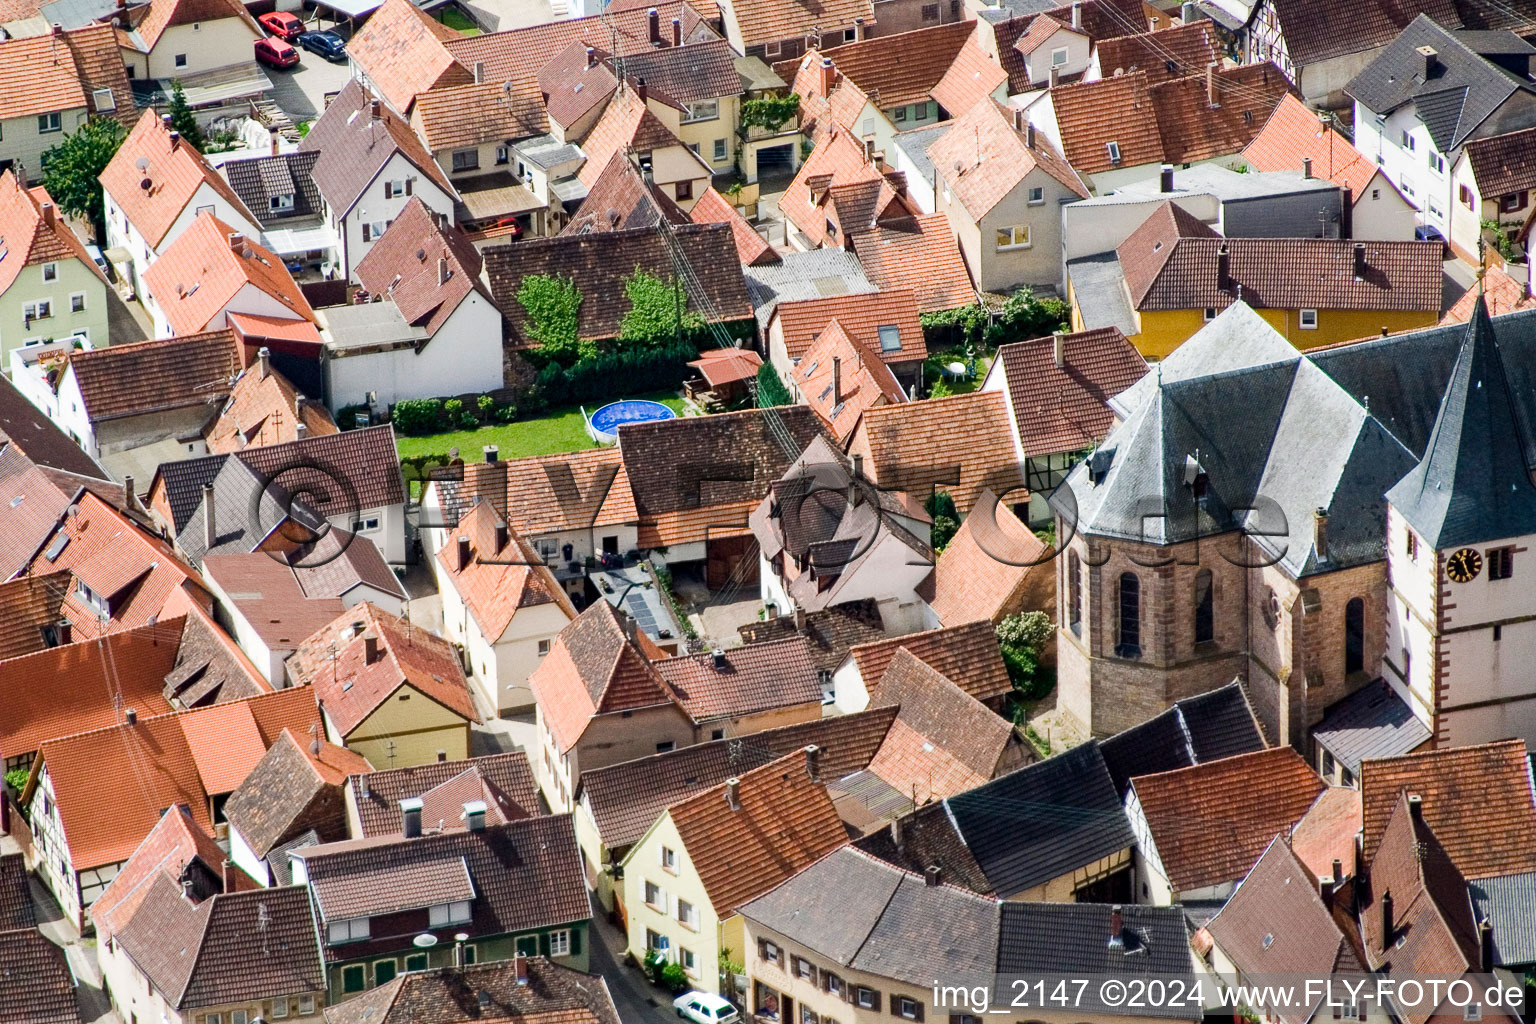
[413,933,439,948]
[135,157,149,171]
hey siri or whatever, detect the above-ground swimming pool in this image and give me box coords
[587,399,677,444]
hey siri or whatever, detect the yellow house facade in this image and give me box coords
[332,684,472,769]
[1092,302,1441,360]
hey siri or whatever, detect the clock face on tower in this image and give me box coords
[1446,547,1483,583]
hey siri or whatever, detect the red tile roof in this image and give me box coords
[0,616,180,765]
[851,213,975,312]
[90,804,225,941]
[1015,14,1078,56]
[299,79,457,216]
[351,751,539,837]
[434,500,576,642]
[664,751,848,913]
[989,325,1146,455]
[527,600,671,753]
[143,212,314,337]
[205,357,337,454]
[793,317,906,440]
[1118,202,1443,313]
[845,389,1022,516]
[64,331,242,424]
[1092,22,1218,84]
[1360,739,1536,879]
[931,36,1009,117]
[723,0,871,50]
[0,29,88,121]
[1462,124,1536,200]
[342,0,472,114]
[1048,70,1162,175]
[30,687,320,870]
[0,569,69,662]
[1290,784,1361,883]
[1243,93,1386,206]
[432,446,638,538]
[653,636,822,721]
[101,110,259,248]
[354,196,490,338]
[867,648,1015,801]
[689,186,777,266]
[850,619,1012,705]
[565,150,690,234]
[537,39,619,131]
[1441,263,1536,323]
[28,489,209,642]
[129,0,259,52]
[780,127,899,247]
[577,85,708,190]
[1151,62,1294,166]
[808,21,977,110]
[929,493,1050,626]
[289,602,478,735]
[772,287,926,366]
[0,173,107,299]
[929,98,1087,218]
[688,346,764,388]
[1131,747,1326,893]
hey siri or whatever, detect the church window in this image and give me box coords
[1068,551,1082,635]
[1194,569,1214,645]
[1404,529,1417,560]
[1345,598,1365,675]
[1117,572,1140,658]
[1488,547,1514,581]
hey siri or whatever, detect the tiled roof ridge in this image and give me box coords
[37,685,301,750]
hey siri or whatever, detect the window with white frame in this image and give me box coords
[682,947,697,974]
[661,846,678,873]
[645,880,664,908]
[271,999,289,1019]
[713,138,727,161]
[1400,130,1415,151]
[537,638,551,656]
[351,516,380,533]
[855,986,878,1008]
[405,952,429,972]
[42,263,57,281]
[1106,140,1122,164]
[682,99,720,123]
[206,1015,222,1024]
[298,996,315,1015]
[764,39,781,56]
[1027,186,1044,204]
[271,193,295,212]
[428,900,471,927]
[37,112,61,133]
[452,149,480,172]
[894,104,908,123]
[1427,151,1445,174]
[895,995,922,1020]
[362,221,389,241]
[877,324,901,352]
[232,1011,249,1024]
[678,898,698,929]
[548,929,571,956]
[1299,308,1318,329]
[92,88,116,111]
[174,52,187,67]
[326,917,370,944]
[24,299,52,321]
[70,293,85,313]
[1051,46,1069,66]
[996,225,1031,250]
[862,117,874,137]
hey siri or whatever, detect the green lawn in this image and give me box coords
[396,391,686,462]
[438,8,482,34]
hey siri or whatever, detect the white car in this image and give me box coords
[673,991,740,1023]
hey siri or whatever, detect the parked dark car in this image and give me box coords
[296,29,346,61]
[254,36,301,68]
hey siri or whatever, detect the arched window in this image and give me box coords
[1345,597,1365,675]
[1194,569,1214,645]
[1068,551,1082,635]
[1117,572,1140,657]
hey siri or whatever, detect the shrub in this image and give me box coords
[927,377,954,400]
[3,767,28,793]
[392,398,442,435]
[997,610,1055,701]
[755,361,792,407]
[924,491,959,551]
[661,961,689,993]
[335,403,370,430]
[459,412,478,429]
[444,397,464,419]
[494,403,518,423]
[998,610,1054,653]
[477,394,496,415]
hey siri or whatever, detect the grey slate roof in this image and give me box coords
[220,151,324,227]
[996,902,1199,1015]
[1311,681,1432,775]
[744,248,878,332]
[1468,870,1536,967]
[1099,680,1267,794]
[1385,298,1536,548]
[890,122,951,192]
[1346,15,1536,150]
[176,456,328,566]
[740,846,1000,983]
[1065,253,1138,337]
[944,740,1135,899]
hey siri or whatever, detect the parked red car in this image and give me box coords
[258,10,303,39]
[254,36,300,68]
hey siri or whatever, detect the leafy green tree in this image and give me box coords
[924,490,959,551]
[618,267,702,348]
[755,360,791,407]
[166,81,207,152]
[997,610,1055,701]
[517,273,586,362]
[40,116,127,240]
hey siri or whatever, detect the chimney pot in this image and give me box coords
[1381,889,1395,948]
[1160,164,1174,192]
[1049,65,1060,89]
[202,481,216,553]
[1313,506,1328,561]
[854,15,864,38]
[257,346,271,379]
[457,535,472,571]
[484,444,499,463]
[832,355,842,405]
[586,45,596,67]
[41,202,54,226]
[362,630,379,664]
[494,520,508,552]
[1354,242,1367,280]
[889,814,905,850]
[1479,918,1495,972]
[711,647,727,669]
[925,864,943,887]
[1302,156,1313,179]
[57,619,71,645]
[125,707,137,725]
[401,796,424,838]
[1407,793,1423,821]
[793,606,807,631]
[1332,857,1343,881]
[123,475,136,512]
[648,6,660,43]
[222,857,238,893]
[672,15,681,45]
[162,113,172,130]
[515,953,529,985]
[228,232,244,252]
[1109,904,1125,949]
[1053,330,1066,368]
[819,57,835,97]
[463,799,488,831]
[1320,874,1335,909]
[1071,0,1081,29]
[170,130,180,150]
[370,99,381,118]
[725,777,741,810]
[803,743,820,781]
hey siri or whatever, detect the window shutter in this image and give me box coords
[913,999,925,1022]
[757,938,769,962]
[362,223,371,242]
[822,972,832,993]
[539,932,551,955]
[870,990,881,1012]
[658,846,664,866]
[807,963,818,986]
[571,927,582,955]
[406,177,414,196]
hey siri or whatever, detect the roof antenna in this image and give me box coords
[257,902,271,954]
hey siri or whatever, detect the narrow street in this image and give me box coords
[587,894,678,1023]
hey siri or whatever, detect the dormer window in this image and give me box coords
[326,917,370,944]
[270,193,295,212]
[1106,141,1122,165]
[428,900,472,927]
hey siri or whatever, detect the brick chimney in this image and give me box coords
[169,130,180,150]
[803,744,820,781]
[1381,889,1394,949]
[40,202,53,226]
[1313,507,1328,562]
[725,777,741,810]
[1108,905,1125,949]
[819,57,837,97]
[494,520,508,552]
[672,16,681,45]
[854,16,864,39]
[362,630,379,664]
[635,77,648,103]
[925,865,943,887]
[585,45,596,67]
[1416,45,1439,79]
[457,535,472,571]
[1408,793,1423,821]
[228,232,245,252]
[202,481,216,553]
[648,6,660,43]
[1053,330,1066,368]
[1320,874,1335,910]
[438,256,449,285]
[831,355,841,405]
[1302,156,1312,179]
[257,346,271,379]
[1217,242,1230,291]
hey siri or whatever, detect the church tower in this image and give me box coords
[1384,296,1536,747]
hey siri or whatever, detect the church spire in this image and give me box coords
[1386,296,1536,548]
